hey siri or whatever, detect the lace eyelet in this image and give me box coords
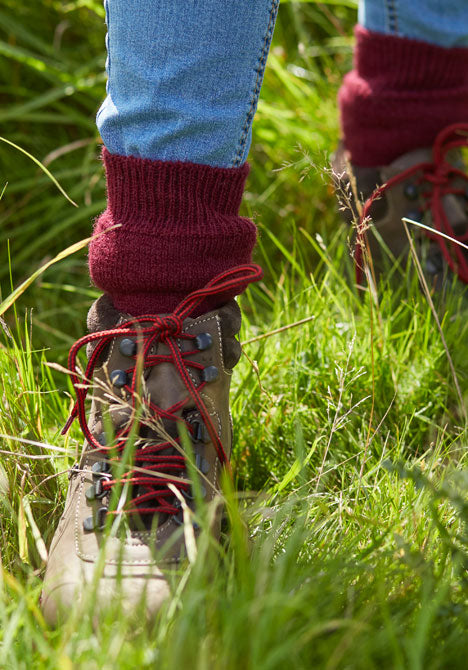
[119,338,137,357]
[182,487,194,501]
[201,365,219,383]
[83,506,107,532]
[404,183,419,200]
[190,420,210,444]
[68,463,79,480]
[92,461,111,478]
[195,332,213,351]
[86,478,108,501]
[110,369,128,388]
[172,509,200,530]
[195,452,210,474]
[172,500,183,526]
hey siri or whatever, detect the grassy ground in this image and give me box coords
[1,1,468,668]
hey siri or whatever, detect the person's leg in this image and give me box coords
[339,0,468,167]
[42,0,280,626]
[336,1,468,284]
[97,0,279,167]
[89,0,279,317]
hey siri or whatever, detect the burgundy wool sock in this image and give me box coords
[88,149,257,316]
[338,26,468,167]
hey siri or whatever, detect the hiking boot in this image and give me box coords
[332,123,468,287]
[41,265,261,626]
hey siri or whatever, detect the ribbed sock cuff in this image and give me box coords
[88,149,257,315]
[338,26,468,166]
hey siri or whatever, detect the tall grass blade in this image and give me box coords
[0,136,78,207]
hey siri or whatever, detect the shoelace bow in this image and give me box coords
[62,263,263,518]
[355,122,468,285]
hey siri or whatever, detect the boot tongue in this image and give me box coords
[93,386,187,531]
[129,419,183,531]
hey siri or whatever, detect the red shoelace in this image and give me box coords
[355,123,468,285]
[62,263,263,519]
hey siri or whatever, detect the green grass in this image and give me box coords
[1,1,468,668]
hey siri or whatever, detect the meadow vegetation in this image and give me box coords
[0,1,467,668]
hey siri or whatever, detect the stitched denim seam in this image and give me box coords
[386,0,399,35]
[232,0,279,167]
[96,0,112,125]
[104,0,110,87]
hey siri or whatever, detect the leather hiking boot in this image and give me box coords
[332,123,468,288]
[41,264,262,626]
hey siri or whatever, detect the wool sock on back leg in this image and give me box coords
[338,26,468,167]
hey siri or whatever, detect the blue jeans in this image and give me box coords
[97,1,468,168]
[360,0,468,48]
[97,0,279,168]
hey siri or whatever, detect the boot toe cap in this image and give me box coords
[41,563,172,626]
